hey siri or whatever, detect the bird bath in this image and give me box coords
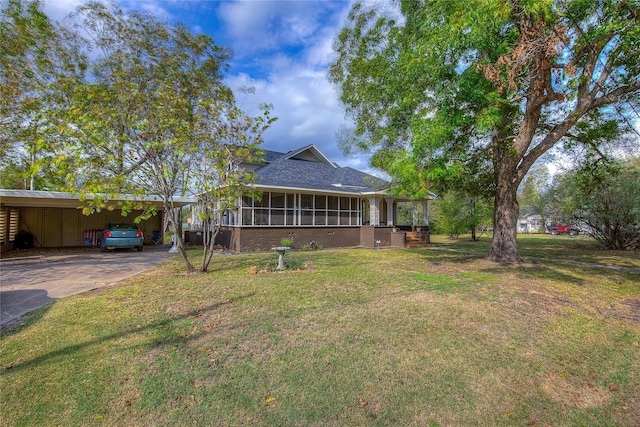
[271,246,291,270]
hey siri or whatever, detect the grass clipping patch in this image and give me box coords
[542,374,609,408]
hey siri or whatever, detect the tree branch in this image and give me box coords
[590,82,640,110]
[590,48,618,99]
[577,32,617,101]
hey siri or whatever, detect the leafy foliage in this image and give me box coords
[0,0,85,190]
[560,159,640,250]
[58,2,276,272]
[431,192,492,240]
[517,164,553,232]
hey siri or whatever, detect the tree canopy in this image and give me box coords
[330,0,640,262]
[61,1,275,272]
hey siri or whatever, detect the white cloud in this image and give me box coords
[42,0,83,22]
[217,1,342,57]
[216,1,372,170]
[40,0,380,175]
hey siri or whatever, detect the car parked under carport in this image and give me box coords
[99,223,144,252]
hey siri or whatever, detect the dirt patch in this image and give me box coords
[604,299,640,323]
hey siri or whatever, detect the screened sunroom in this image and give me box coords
[227,192,362,227]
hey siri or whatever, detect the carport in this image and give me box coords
[0,189,196,253]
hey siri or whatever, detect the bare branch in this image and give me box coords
[590,82,640,110]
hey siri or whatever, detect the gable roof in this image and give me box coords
[282,145,337,167]
[252,144,388,194]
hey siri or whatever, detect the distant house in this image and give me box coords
[518,214,545,234]
[190,144,433,252]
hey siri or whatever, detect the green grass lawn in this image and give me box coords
[1,239,639,426]
[431,233,640,269]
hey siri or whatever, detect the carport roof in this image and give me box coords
[0,189,196,209]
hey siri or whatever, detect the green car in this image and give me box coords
[99,223,144,252]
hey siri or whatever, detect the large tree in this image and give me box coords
[330,0,640,262]
[64,2,274,273]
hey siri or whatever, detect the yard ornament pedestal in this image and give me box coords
[169,233,179,253]
[271,246,290,270]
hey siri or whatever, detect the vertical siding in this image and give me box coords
[62,209,80,246]
[21,207,45,247]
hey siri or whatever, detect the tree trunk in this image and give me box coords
[200,217,221,273]
[165,204,196,273]
[488,171,521,262]
[470,197,477,241]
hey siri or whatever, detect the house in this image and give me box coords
[517,214,545,234]
[189,144,432,252]
[0,146,431,254]
[0,190,195,252]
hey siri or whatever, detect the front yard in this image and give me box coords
[1,238,639,426]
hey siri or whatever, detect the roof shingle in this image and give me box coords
[253,146,388,193]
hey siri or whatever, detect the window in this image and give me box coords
[301,210,313,225]
[314,211,326,226]
[300,195,313,210]
[271,193,285,208]
[271,210,285,225]
[327,211,338,225]
[235,192,361,227]
[255,209,269,225]
[327,196,338,210]
[242,208,252,225]
[340,212,350,225]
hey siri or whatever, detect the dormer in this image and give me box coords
[283,145,337,168]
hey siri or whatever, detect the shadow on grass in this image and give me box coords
[517,260,640,285]
[0,301,55,338]
[413,246,638,286]
[1,292,255,374]
[408,247,486,264]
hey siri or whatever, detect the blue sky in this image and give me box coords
[44,0,376,172]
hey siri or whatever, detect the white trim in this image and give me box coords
[284,144,337,168]
[250,184,364,197]
[0,189,196,208]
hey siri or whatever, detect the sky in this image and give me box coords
[42,0,376,173]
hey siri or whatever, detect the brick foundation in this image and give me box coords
[214,226,407,252]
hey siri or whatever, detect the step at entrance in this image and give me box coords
[405,231,429,248]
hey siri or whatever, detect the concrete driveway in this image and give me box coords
[0,245,177,329]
